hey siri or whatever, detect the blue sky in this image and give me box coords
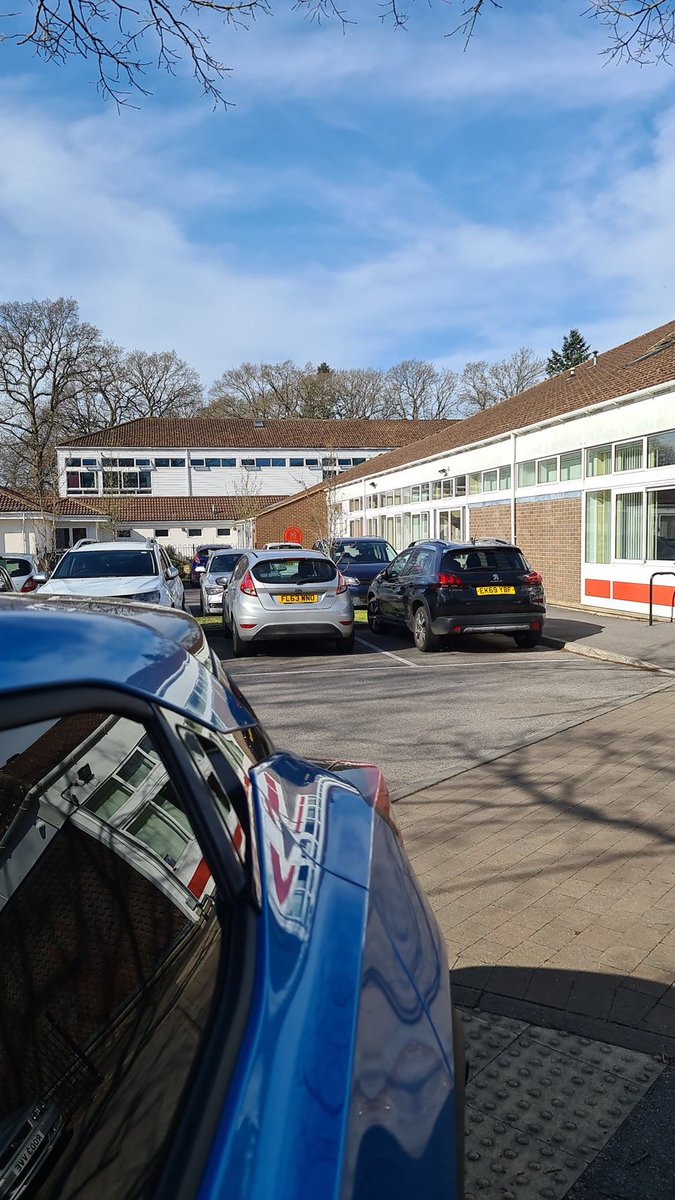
[1,2,674,389]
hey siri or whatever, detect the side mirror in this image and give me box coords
[33,572,48,585]
[165,566,179,580]
[214,576,229,588]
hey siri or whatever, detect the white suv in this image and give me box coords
[37,541,184,609]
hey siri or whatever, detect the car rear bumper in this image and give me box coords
[431,611,545,636]
[203,593,224,613]
[241,620,353,642]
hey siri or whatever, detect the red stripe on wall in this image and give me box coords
[585,578,611,599]
[613,580,675,607]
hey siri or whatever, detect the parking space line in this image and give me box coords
[355,635,422,667]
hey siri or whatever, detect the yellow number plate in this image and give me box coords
[276,594,318,604]
[475,585,516,596]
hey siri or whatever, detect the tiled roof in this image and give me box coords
[89,495,285,523]
[259,318,675,514]
[62,416,453,451]
[0,488,102,517]
[256,319,675,517]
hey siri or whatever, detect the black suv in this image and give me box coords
[366,539,546,652]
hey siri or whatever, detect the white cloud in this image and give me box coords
[0,8,675,387]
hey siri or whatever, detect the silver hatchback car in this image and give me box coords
[222,549,354,656]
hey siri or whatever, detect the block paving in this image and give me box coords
[398,686,675,1053]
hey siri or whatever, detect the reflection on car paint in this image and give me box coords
[0,711,223,1198]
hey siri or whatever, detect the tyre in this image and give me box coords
[222,615,233,639]
[367,600,385,635]
[198,597,204,616]
[335,630,355,654]
[413,606,440,653]
[513,631,541,649]
[232,625,254,657]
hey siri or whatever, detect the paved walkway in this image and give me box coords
[397,687,675,1055]
[544,603,675,672]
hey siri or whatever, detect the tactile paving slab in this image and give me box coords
[461,1008,665,1200]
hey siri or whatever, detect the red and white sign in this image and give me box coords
[283,526,303,544]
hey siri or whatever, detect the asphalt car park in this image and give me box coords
[186,590,665,798]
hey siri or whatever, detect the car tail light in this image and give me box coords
[192,553,200,564]
[436,572,463,588]
[336,572,348,594]
[239,570,257,597]
[531,620,542,632]
[523,571,543,586]
[20,578,38,593]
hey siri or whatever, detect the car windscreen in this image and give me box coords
[52,550,157,579]
[251,558,337,585]
[0,558,31,577]
[208,553,242,574]
[332,542,396,565]
[442,548,528,573]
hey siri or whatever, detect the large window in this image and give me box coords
[102,469,151,494]
[438,509,462,541]
[585,490,611,563]
[483,469,498,492]
[648,430,675,468]
[615,440,643,472]
[615,493,643,560]
[469,472,482,495]
[560,451,582,481]
[517,461,536,487]
[587,445,611,477]
[499,465,511,490]
[66,470,97,493]
[537,457,558,485]
[647,488,675,559]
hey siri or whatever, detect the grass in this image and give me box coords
[196,614,222,632]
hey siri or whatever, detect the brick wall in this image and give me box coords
[516,495,582,605]
[468,495,581,604]
[255,491,329,548]
[468,502,512,543]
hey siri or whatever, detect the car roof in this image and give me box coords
[249,548,331,561]
[409,539,521,551]
[0,596,255,733]
[64,541,155,553]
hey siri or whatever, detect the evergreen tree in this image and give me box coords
[546,329,592,376]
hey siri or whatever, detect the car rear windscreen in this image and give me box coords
[208,553,242,574]
[252,558,337,585]
[0,558,31,577]
[332,542,396,564]
[442,548,528,573]
[52,550,157,579]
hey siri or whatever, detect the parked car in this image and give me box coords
[35,540,185,609]
[263,541,303,551]
[223,549,355,656]
[367,538,545,652]
[0,553,48,594]
[0,565,13,595]
[0,598,465,1200]
[0,1099,64,1198]
[199,549,245,615]
[314,537,397,608]
[190,544,228,587]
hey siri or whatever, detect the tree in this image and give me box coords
[384,359,458,420]
[457,347,545,415]
[0,297,103,504]
[546,329,592,377]
[5,0,672,107]
[120,350,203,418]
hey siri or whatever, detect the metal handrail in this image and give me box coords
[648,569,675,625]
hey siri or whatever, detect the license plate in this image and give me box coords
[276,594,318,604]
[475,585,516,596]
[14,1131,44,1173]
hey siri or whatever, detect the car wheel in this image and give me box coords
[335,630,355,654]
[367,600,385,635]
[198,597,204,616]
[232,625,254,657]
[514,631,541,649]
[413,606,440,653]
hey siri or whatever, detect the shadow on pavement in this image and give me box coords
[543,616,605,645]
[452,964,675,1057]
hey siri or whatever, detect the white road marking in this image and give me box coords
[353,635,425,666]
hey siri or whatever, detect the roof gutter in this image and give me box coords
[335,378,675,490]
